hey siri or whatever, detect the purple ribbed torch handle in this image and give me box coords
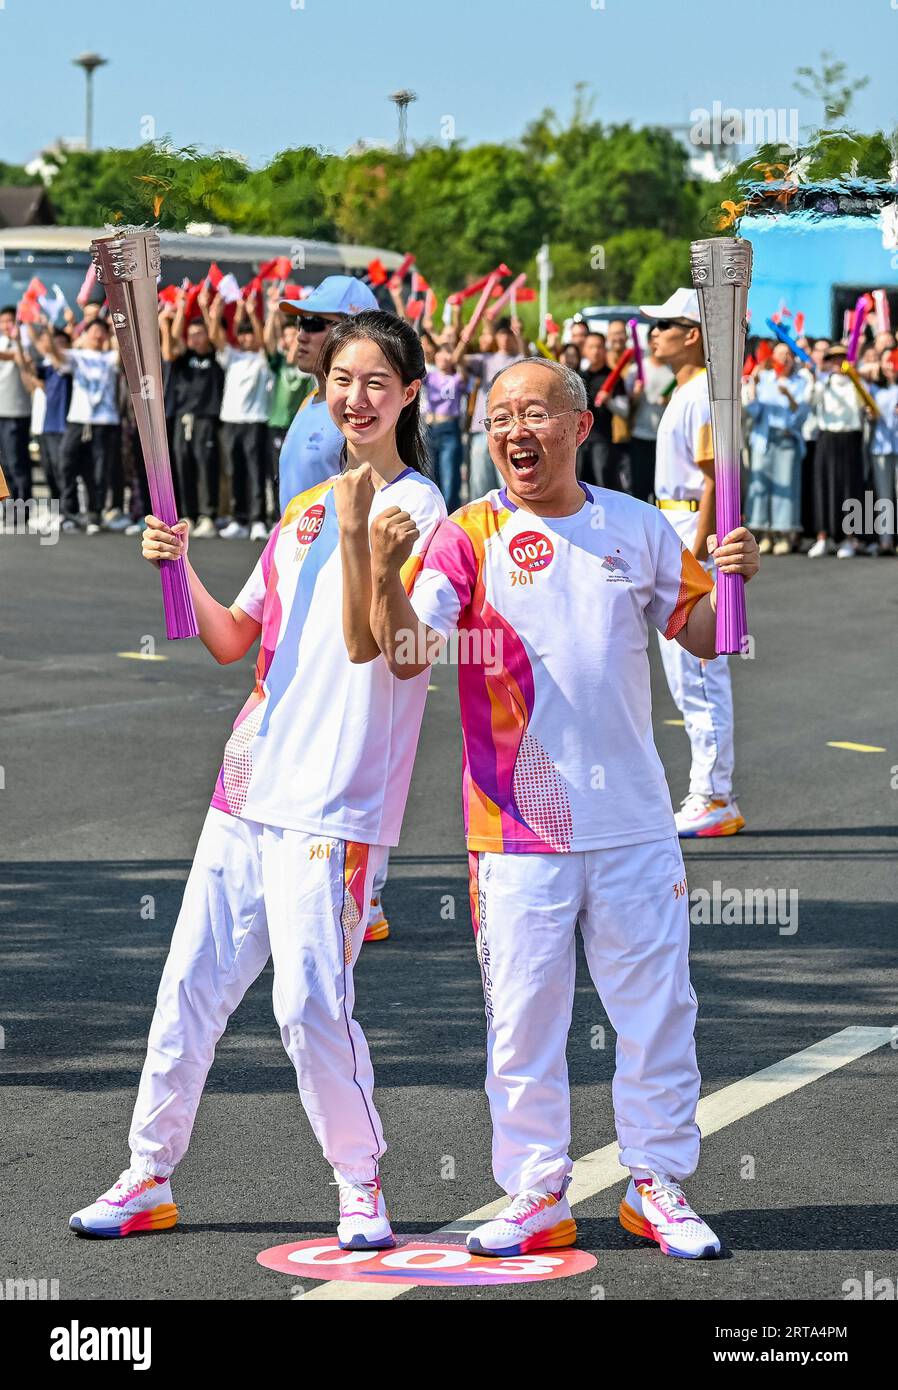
[90,229,198,641]
[689,237,753,655]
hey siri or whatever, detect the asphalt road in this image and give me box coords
[1,528,896,1303]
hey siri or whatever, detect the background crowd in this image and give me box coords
[0,276,896,558]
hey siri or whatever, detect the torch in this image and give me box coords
[689,236,753,655]
[90,229,198,641]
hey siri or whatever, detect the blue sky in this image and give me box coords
[2,0,895,167]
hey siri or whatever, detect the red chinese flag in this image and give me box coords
[406,299,424,320]
[515,287,536,302]
[794,311,805,335]
[184,283,204,321]
[158,284,179,306]
[367,258,389,287]
[258,256,292,281]
[242,276,264,319]
[24,276,48,300]
[281,283,301,300]
[206,262,223,290]
[756,340,773,363]
[388,252,416,291]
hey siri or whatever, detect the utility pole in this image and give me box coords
[73,52,108,151]
[536,241,552,330]
[388,89,417,155]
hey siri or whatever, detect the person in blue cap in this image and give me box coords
[278,275,394,942]
[276,276,378,518]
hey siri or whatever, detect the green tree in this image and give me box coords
[228,147,335,238]
[0,161,40,186]
[555,124,700,251]
[631,239,693,303]
[41,144,250,228]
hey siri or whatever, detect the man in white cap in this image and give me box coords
[278,274,393,942]
[276,275,378,518]
[640,288,745,838]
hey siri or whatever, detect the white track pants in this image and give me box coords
[657,633,735,799]
[468,837,701,1195]
[128,808,387,1186]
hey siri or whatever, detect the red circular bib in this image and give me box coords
[509,530,555,573]
[296,504,325,545]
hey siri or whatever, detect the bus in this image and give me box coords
[0,225,406,310]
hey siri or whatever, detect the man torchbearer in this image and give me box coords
[364,355,759,1258]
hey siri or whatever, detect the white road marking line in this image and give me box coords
[299,1026,893,1301]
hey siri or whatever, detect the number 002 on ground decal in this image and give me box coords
[257,1235,596,1286]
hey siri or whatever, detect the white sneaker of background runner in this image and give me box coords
[619,1172,720,1258]
[69,1167,178,1238]
[336,1178,395,1250]
[674,792,744,838]
[466,1185,576,1257]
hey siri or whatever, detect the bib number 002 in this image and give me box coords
[509,531,555,574]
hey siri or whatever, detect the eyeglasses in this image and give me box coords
[483,408,579,436]
[295,314,337,335]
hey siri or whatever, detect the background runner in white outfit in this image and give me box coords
[643,291,743,838]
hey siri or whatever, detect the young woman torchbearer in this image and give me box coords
[69,312,446,1248]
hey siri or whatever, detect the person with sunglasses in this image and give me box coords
[641,289,746,839]
[364,354,759,1260]
[276,277,378,521]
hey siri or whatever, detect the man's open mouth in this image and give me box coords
[509,447,540,476]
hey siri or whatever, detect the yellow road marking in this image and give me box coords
[117,652,168,662]
[827,741,885,753]
[427,684,439,692]
[664,718,685,726]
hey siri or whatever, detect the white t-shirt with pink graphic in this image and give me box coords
[407,484,713,853]
[211,468,446,843]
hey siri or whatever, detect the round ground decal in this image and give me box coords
[258,1234,596,1286]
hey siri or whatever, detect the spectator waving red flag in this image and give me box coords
[258,256,293,282]
[76,263,97,306]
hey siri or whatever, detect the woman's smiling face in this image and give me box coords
[326,339,419,447]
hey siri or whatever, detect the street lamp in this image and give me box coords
[73,52,108,151]
[389,89,417,155]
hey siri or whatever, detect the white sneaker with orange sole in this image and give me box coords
[69,1168,178,1238]
[364,894,390,942]
[675,793,745,838]
[619,1172,721,1259]
[466,1183,576,1257]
